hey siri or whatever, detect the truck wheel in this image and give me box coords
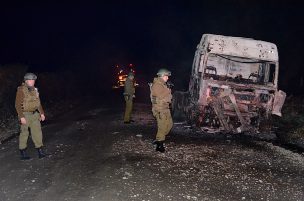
[185,103,201,127]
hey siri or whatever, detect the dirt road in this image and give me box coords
[0,93,304,201]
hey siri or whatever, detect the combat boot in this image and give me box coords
[155,141,165,153]
[152,140,157,145]
[20,149,31,160]
[36,147,46,158]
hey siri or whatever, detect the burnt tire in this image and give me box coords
[185,103,201,126]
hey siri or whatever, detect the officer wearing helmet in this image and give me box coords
[123,72,136,123]
[150,68,173,152]
[15,73,46,160]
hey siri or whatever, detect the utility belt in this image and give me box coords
[124,94,133,100]
[23,110,39,115]
[152,103,170,110]
[151,96,171,105]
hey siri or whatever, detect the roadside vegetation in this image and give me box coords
[1,64,303,145]
[0,65,88,142]
[274,96,304,142]
[0,64,27,142]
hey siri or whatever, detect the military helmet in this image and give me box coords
[24,73,37,80]
[157,68,171,77]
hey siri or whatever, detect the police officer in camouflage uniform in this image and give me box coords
[150,69,173,152]
[15,73,46,160]
[123,72,136,123]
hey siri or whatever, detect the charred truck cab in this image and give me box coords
[173,34,286,134]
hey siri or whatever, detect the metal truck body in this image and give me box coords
[173,34,286,133]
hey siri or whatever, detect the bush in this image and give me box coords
[0,64,28,141]
[274,96,304,141]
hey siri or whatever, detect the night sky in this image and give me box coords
[1,0,303,94]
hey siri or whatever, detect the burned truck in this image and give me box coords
[173,34,286,133]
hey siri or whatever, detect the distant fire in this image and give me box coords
[112,63,138,88]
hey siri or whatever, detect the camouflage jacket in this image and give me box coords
[123,78,135,97]
[15,83,45,119]
[151,77,172,110]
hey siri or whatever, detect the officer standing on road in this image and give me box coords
[150,69,173,152]
[15,73,46,160]
[123,72,136,124]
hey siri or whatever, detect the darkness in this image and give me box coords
[0,0,303,94]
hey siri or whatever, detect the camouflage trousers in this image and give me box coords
[19,112,43,150]
[152,108,173,141]
[124,96,133,122]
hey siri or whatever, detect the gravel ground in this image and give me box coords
[0,100,304,201]
[108,103,304,201]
